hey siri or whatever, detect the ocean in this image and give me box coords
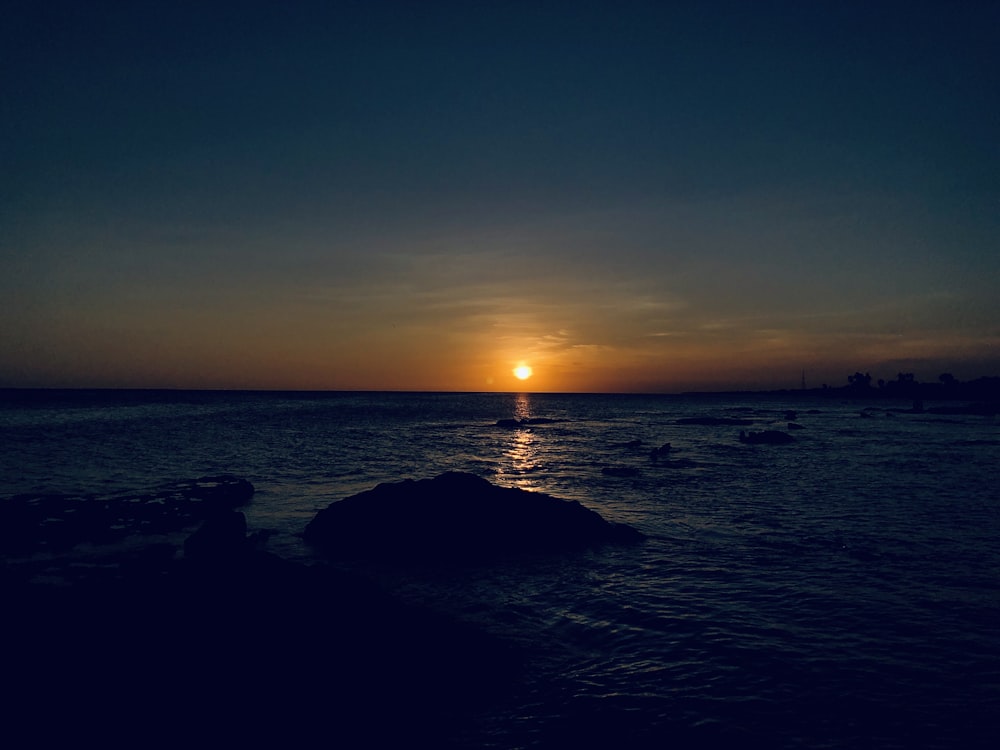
[2,389,998,747]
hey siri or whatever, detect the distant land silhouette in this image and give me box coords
[686,372,1000,410]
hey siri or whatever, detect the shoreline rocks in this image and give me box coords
[5,543,521,745]
[3,475,524,745]
[0,475,254,557]
[3,471,641,743]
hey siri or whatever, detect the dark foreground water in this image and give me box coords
[2,390,998,747]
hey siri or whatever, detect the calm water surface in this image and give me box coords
[2,390,998,747]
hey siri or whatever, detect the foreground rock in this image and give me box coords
[4,504,521,745]
[304,471,644,561]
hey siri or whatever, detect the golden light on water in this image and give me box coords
[513,364,533,380]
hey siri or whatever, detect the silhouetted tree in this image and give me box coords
[848,372,872,390]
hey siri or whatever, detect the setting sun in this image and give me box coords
[513,365,533,380]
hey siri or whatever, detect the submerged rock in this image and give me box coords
[304,471,644,561]
[649,442,672,459]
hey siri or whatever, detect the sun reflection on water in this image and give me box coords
[513,392,531,421]
[499,393,542,490]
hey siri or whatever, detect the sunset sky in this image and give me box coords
[3,1,998,392]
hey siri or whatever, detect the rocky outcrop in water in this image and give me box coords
[304,471,644,561]
[0,475,254,556]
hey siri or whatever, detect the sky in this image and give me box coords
[3,0,998,393]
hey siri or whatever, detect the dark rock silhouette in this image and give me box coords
[3,475,522,745]
[649,442,672,459]
[739,430,795,445]
[6,549,520,745]
[0,475,254,556]
[304,471,644,561]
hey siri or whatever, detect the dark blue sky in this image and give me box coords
[3,1,998,391]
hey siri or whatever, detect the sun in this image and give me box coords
[513,364,533,381]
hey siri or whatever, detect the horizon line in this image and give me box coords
[3,377,999,400]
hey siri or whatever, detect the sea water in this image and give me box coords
[2,390,998,747]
